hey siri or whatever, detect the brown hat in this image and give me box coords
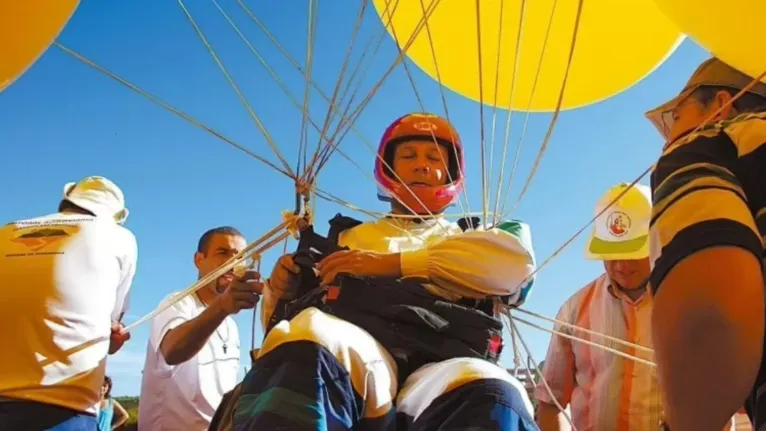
[645,57,766,139]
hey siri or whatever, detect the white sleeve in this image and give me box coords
[399,221,536,302]
[149,294,195,351]
[111,229,138,322]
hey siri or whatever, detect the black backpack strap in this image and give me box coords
[266,213,363,334]
[327,213,363,244]
[292,213,362,280]
[457,216,481,232]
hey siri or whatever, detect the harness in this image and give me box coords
[266,214,506,379]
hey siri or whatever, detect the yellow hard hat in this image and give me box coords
[585,183,652,261]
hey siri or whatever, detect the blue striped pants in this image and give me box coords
[233,308,538,431]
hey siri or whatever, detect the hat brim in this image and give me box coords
[65,196,129,225]
[585,234,649,261]
[644,86,696,138]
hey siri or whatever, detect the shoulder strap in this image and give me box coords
[457,216,481,232]
[327,213,363,244]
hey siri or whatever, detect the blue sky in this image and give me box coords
[0,1,710,396]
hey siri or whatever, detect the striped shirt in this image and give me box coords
[649,111,766,429]
[536,273,662,430]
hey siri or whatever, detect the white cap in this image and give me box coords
[62,176,129,224]
[585,182,651,261]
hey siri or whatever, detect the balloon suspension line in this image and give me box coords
[124,202,306,333]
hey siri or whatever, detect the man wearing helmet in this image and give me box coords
[232,113,539,430]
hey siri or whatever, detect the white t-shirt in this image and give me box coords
[0,212,138,414]
[138,291,240,431]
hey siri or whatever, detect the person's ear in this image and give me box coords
[712,90,735,120]
[194,251,204,270]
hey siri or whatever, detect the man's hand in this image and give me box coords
[267,254,301,301]
[213,270,264,316]
[316,250,401,286]
[108,321,130,355]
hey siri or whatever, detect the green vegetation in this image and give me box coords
[113,396,138,431]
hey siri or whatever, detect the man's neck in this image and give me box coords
[195,285,216,306]
[390,203,443,221]
[390,202,410,216]
[621,287,646,302]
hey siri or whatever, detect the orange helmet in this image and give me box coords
[375,113,465,214]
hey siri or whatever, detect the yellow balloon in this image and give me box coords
[651,0,766,83]
[373,0,683,112]
[0,0,80,92]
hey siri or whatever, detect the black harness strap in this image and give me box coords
[266,214,361,333]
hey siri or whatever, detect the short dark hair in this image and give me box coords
[197,226,244,254]
[58,199,96,216]
[103,375,113,398]
[693,85,766,114]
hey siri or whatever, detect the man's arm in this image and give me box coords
[160,300,229,366]
[318,221,534,303]
[160,274,261,365]
[650,128,764,431]
[111,230,138,322]
[653,247,762,430]
[109,230,138,354]
[537,403,569,431]
[399,220,536,302]
[535,303,576,431]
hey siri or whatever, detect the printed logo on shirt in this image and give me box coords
[5,224,79,257]
[606,211,631,238]
[12,228,70,251]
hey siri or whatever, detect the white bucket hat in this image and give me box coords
[62,176,129,224]
[585,182,651,261]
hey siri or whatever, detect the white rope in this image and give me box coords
[178,0,295,178]
[502,310,577,430]
[512,315,656,368]
[508,309,522,377]
[124,214,300,332]
[515,307,654,354]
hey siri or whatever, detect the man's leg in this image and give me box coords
[396,357,538,431]
[0,400,97,431]
[233,307,398,431]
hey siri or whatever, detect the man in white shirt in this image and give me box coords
[138,226,263,431]
[0,176,137,430]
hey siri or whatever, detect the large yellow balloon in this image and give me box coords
[651,0,766,83]
[0,0,79,92]
[373,0,684,112]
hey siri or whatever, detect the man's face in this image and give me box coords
[392,140,450,188]
[666,94,712,142]
[664,89,735,143]
[604,258,650,291]
[194,233,247,292]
